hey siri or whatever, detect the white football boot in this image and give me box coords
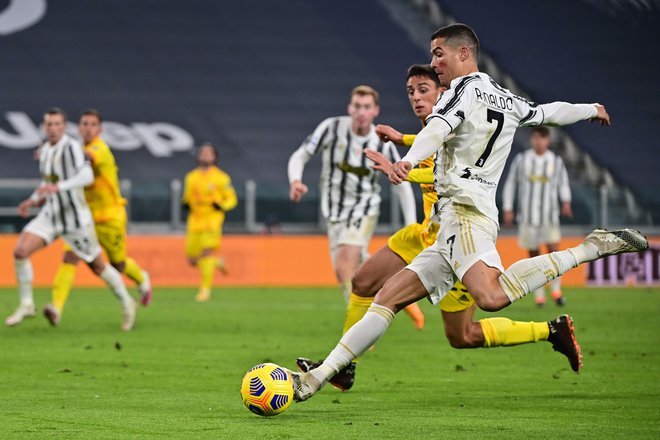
[287,369,327,402]
[5,303,36,326]
[121,297,137,331]
[138,271,153,306]
[584,228,648,258]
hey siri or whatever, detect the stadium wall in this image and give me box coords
[0,234,617,288]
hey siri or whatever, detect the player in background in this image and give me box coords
[298,64,582,390]
[183,143,237,302]
[291,24,647,402]
[502,126,572,306]
[43,109,152,326]
[6,108,137,331]
[287,85,417,308]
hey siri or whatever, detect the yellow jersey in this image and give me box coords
[84,136,127,223]
[183,166,238,233]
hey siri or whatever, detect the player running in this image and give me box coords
[287,85,417,305]
[43,109,152,326]
[183,143,237,302]
[290,24,648,402]
[502,126,572,306]
[6,108,137,331]
[297,64,583,391]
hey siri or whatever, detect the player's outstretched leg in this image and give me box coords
[497,228,648,305]
[122,257,153,306]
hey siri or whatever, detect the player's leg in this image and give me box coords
[44,248,80,326]
[546,242,565,305]
[527,249,547,306]
[6,231,48,326]
[98,218,152,306]
[87,254,137,331]
[465,228,648,312]
[333,244,362,303]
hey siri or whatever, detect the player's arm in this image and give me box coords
[521,102,609,127]
[501,153,521,227]
[365,149,434,184]
[393,84,473,184]
[375,124,417,147]
[181,174,193,212]
[36,144,93,197]
[18,181,47,218]
[385,143,417,225]
[557,157,573,218]
[288,118,333,203]
[214,176,238,212]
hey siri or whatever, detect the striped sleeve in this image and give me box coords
[301,117,334,156]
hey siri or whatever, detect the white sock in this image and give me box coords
[315,303,394,383]
[99,265,132,307]
[15,258,34,306]
[550,277,561,293]
[339,280,351,303]
[534,287,545,300]
[571,243,599,264]
[499,249,580,302]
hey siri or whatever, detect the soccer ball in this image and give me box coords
[240,363,294,416]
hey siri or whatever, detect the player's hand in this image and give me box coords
[36,183,58,197]
[591,104,610,126]
[289,180,308,203]
[390,161,412,184]
[503,210,515,227]
[375,124,404,145]
[365,150,394,176]
[17,199,33,218]
[561,201,573,218]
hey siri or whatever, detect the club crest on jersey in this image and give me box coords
[459,167,496,187]
[44,175,59,183]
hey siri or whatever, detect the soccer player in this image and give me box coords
[43,109,152,326]
[5,108,137,331]
[290,24,647,402]
[298,64,581,391]
[502,127,572,306]
[287,85,417,304]
[183,143,237,302]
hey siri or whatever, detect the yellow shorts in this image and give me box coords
[388,222,438,265]
[62,216,127,264]
[439,281,475,312]
[185,230,221,258]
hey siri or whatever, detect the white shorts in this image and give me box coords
[24,211,102,263]
[327,215,377,264]
[406,201,503,305]
[518,224,561,250]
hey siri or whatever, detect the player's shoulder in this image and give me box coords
[63,134,81,149]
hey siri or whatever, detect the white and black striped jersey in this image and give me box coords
[289,115,413,223]
[502,149,571,226]
[401,71,597,225]
[37,134,93,234]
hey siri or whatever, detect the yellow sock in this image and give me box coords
[480,317,550,347]
[198,256,218,291]
[122,257,145,285]
[342,293,374,335]
[52,263,77,312]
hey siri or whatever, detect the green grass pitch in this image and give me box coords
[0,286,659,439]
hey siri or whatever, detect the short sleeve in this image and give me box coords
[425,75,480,132]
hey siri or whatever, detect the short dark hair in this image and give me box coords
[197,142,218,161]
[431,23,479,60]
[531,126,550,137]
[80,108,103,123]
[44,107,67,120]
[406,64,441,87]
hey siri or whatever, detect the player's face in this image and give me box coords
[44,114,67,144]
[406,76,445,120]
[430,38,461,87]
[78,115,102,145]
[197,146,216,167]
[347,94,379,131]
[530,132,551,154]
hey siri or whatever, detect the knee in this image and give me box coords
[474,293,508,312]
[13,247,29,260]
[351,272,372,297]
[87,259,105,276]
[112,261,126,273]
[63,251,80,265]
